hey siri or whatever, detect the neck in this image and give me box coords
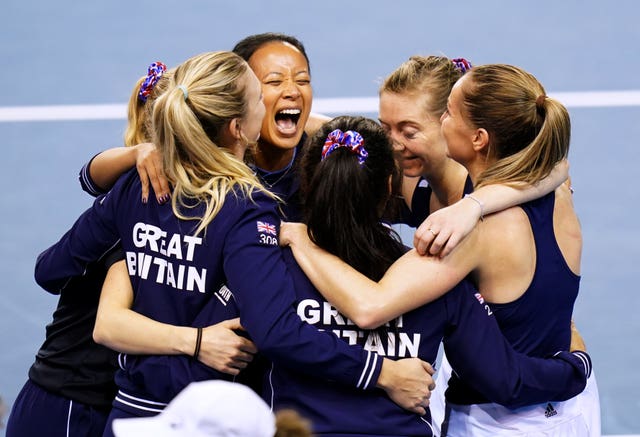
[254,141,295,171]
[424,159,468,208]
[464,158,490,187]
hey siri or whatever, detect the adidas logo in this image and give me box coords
[544,403,557,418]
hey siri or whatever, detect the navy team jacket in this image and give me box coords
[267,249,591,436]
[35,169,382,415]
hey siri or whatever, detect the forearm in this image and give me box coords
[94,307,195,355]
[472,159,568,215]
[443,281,590,407]
[288,238,386,327]
[286,229,461,329]
[88,146,139,191]
[94,259,196,356]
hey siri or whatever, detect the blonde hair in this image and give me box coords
[152,51,273,235]
[381,55,465,119]
[460,64,571,188]
[124,69,172,146]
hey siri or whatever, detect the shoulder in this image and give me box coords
[482,206,530,237]
[304,113,331,137]
[224,187,281,223]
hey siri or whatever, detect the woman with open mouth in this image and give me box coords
[233,32,328,221]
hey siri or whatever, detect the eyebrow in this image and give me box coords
[262,70,310,79]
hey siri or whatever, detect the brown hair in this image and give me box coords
[460,64,570,188]
[381,55,465,119]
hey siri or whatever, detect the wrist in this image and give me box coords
[463,194,485,221]
[376,358,393,390]
[173,326,197,355]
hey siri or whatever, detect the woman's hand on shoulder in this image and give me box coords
[414,196,482,257]
[134,142,170,204]
[279,222,310,247]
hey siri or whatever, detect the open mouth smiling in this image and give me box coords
[275,108,301,136]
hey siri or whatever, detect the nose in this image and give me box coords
[389,134,405,152]
[283,79,301,98]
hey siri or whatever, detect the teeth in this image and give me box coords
[278,109,301,115]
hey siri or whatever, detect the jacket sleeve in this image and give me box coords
[78,153,109,197]
[34,179,125,294]
[118,353,232,402]
[442,280,590,408]
[223,194,382,390]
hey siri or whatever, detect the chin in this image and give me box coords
[271,131,304,149]
[401,165,424,179]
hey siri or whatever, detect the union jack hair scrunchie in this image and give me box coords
[321,129,368,165]
[451,58,473,74]
[138,61,167,103]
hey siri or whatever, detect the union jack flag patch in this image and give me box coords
[257,221,277,236]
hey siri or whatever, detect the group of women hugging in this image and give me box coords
[6,32,600,436]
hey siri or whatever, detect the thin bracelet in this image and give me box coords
[193,327,203,360]
[464,194,485,221]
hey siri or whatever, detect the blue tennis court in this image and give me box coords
[1,1,639,435]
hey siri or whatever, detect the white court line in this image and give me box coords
[0,90,639,123]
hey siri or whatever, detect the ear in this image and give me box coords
[471,128,489,153]
[228,118,242,141]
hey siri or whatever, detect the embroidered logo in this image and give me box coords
[257,221,278,246]
[215,284,233,306]
[257,221,277,236]
[544,403,557,418]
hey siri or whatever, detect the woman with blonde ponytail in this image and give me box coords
[281,64,599,436]
[34,51,436,437]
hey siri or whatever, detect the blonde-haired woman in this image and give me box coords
[34,51,434,437]
[281,64,599,436]
[79,61,171,202]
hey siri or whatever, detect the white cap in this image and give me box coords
[112,380,276,437]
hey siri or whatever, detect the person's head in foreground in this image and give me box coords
[112,380,311,437]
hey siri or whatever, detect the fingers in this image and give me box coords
[149,163,170,204]
[435,232,459,258]
[411,405,427,416]
[427,230,447,256]
[239,338,258,354]
[413,224,435,255]
[136,143,170,204]
[220,317,243,330]
[138,166,150,204]
[422,361,436,375]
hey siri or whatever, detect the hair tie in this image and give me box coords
[321,129,368,165]
[177,85,189,101]
[451,58,473,74]
[138,61,167,103]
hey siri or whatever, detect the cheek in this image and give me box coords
[300,86,313,103]
[261,90,279,117]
